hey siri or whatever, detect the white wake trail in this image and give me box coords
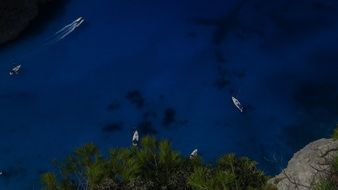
[45,17,84,44]
[7,17,85,67]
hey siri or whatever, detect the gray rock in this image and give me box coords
[269,138,338,190]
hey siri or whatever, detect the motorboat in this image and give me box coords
[9,64,21,76]
[73,17,84,27]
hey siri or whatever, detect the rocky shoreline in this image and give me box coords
[269,138,338,190]
[0,0,61,46]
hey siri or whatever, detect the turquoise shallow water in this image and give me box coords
[0,0,338,188]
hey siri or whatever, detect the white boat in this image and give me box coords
[74,17,83,23]
[232,96,244,112]
[132,130,139,146]
[9,64,21,75]
[190,149,198,159]
[53,17,85,41]
[74,17,84,27]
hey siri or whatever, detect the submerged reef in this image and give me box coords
[126,90,145,109]
[101,122,123,133]
[162,107,176,127]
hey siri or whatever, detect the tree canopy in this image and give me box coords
[41,136,276,190]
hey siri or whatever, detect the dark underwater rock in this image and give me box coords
[126,90,145,109]
[0,0,56,45]
[102,122,123,133]
[162,107,176,127]
[137,120,157,135]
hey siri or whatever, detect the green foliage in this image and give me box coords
[187,154,269,190]
[313,125,338,189]
[261,184,278,190]
[312,126,338,189]
[41,136,273,190]
[187,167,235,190]
[41,172,57,190]
[109,148,140,182]
[332,127,338,140]
[313,180,335,190]
[222,155,265,188]
[313,152,338,190]
[187,167,212,190]
[331,154,338,173]
[74,143,100,167]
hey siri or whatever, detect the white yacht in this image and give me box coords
[232,96,244,112]
[132,130,139,146]
[190,149,198,159]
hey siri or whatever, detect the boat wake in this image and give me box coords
[46,17,85,44]
[5,17,85,75]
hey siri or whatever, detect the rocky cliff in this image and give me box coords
[0,0,55,45]
[269,138,338,190]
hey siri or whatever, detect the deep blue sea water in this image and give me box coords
[1,0,338,189]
